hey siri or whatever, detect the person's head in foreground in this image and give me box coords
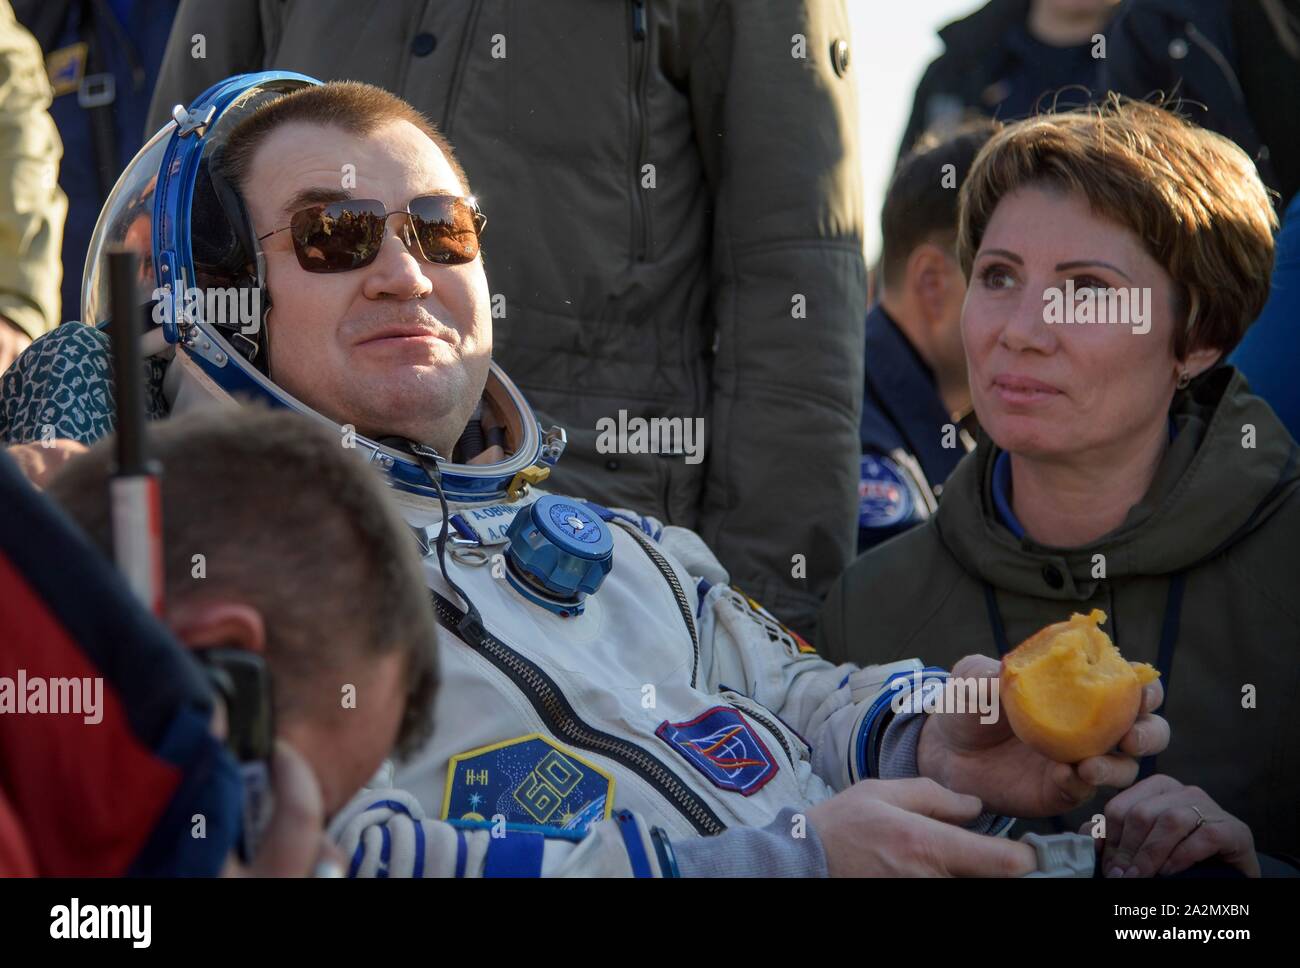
[825,96,1298,877]
[219,82,491,459]
[45,407,438,826]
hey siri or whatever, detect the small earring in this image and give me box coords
[1177,370,1191,390]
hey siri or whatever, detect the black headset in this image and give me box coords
[193,647,275,862]
[191,145,273,374]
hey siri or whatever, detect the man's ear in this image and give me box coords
[169,601,268,655]
[908,243,956,327]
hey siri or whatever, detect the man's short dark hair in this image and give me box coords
[880,118,1002,291]
[46,407,438,758]
[220,80,471,198]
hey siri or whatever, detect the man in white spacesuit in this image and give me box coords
[2,74,1167,876]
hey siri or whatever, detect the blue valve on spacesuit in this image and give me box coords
[503,495,613,617]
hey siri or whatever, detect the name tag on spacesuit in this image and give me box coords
[442,734,615,833]
[450,503,523,545]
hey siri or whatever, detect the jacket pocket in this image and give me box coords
[628,0,653,262]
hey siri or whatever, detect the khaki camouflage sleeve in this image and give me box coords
[0,1,66,339]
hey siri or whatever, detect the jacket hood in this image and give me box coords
[936,366,1300,599]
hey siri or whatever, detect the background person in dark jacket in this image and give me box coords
[1232,192,1300,442]
[900,0,1119,158]
[858,119,998,553]
[1102,0,1300,441]
[1102,0,1300,207]
[143,0,867,637]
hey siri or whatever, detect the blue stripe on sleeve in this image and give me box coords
[363,799,415,817]
[377,824,391,878]
[615,811,652,877]
[413,819,425,878]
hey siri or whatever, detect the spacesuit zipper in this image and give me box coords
[610,520,699,687]
[430,590,727,836]
[731,704,796,769]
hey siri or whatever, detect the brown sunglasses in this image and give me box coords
[257,194,487,273]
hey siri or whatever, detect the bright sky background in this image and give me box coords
[846,0,982,260]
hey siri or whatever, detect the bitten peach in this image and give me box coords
[999,609,1159,763]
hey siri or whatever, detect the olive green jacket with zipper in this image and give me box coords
[819,368,1300,862]
[145,0,867,635]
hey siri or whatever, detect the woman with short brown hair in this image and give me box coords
[822,98,1299,877]
[958,97,1277,363]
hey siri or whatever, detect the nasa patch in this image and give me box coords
[656,707,778,796]
[858,454,915,529]
[442,734,614,833]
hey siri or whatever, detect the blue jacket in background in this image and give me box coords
[1232,192,1300,442]
[857,304,975,554]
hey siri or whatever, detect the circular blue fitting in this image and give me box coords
[504,496,613,615]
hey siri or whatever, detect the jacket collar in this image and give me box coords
[937,366,1300,598]
[990,418,1181,539]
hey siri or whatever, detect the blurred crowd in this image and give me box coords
[0,0,1297,879]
